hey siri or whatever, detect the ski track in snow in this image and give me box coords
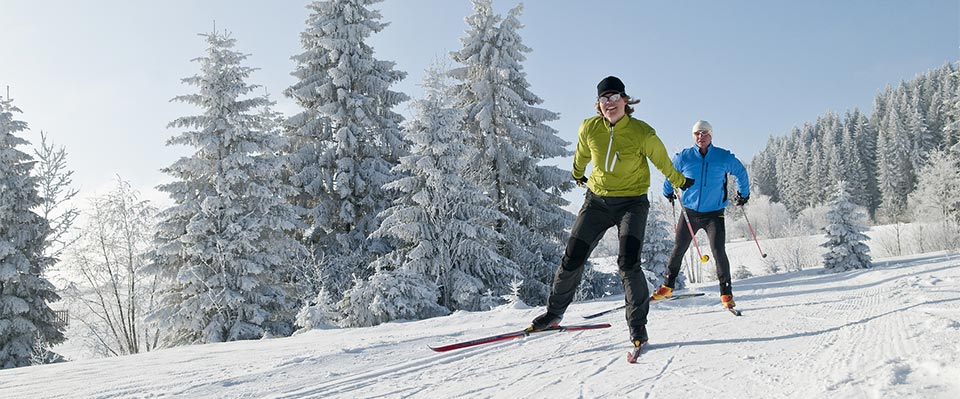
[2,251,959,398]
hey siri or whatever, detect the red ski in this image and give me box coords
[429,323,611,352]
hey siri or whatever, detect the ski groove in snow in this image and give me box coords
[3,252,959,398]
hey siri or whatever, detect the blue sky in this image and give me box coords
[1,0,957,208]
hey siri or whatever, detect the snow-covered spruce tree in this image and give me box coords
[341,65,515,325]
[876,101,915,222]
[641,201,682,290]
[294,287,337,333]
[283,0,408,302]
[821,181,872,272]
[851,109,881,217]
[151,31,307,345]
[0,94,64,368]
[947,64,960,151]
[837,112,868,208]
[450,0,574,305]
[907,84,936,173]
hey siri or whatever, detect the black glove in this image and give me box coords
[574,175,588,187]
[664,192,676,204]
[735,192,749,206]
[679,177,694,191]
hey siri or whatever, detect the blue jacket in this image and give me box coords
[663,144,750,213]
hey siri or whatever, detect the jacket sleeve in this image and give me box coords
[662,152,680,196]
[572,121,591,179]
[645,132,687,189]
[728,151,750,197]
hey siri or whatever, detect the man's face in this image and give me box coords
[694,129,712,149]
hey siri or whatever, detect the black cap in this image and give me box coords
[597,76,625,96]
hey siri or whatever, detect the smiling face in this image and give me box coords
[598,91,626,124]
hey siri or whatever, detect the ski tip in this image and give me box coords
[429,345,461,352]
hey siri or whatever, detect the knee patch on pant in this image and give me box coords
[562,237,591,271]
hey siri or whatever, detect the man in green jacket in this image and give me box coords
[528,76,692,348]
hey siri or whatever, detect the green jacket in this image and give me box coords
[572,115,686,197]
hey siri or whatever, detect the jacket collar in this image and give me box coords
[694,143,714,157]
[603,115,630,129]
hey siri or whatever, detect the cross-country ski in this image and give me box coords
[429,323,611,352]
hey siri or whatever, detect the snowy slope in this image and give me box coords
[2,251,959,398]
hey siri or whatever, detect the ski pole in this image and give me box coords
[739,205,767,258]
[671,200,677,233]
[673,186,709,263]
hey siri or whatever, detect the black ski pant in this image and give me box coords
[664,208,733,296]
[546,190,650,335]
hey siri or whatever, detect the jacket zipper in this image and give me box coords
[605,125,615,172]
[695,149,707,208]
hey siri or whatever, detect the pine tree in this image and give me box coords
[449,0,574,304]
[946,64,960,150]
[808,138,828,205]
[837,114,866,204]
[821,181,872,272]
[151,31,307,345]
[337,254,450,327]
[750,136,780,200]
[641,202,680,290]
[342,65,516,325]
[876,102,915,221]
[283,0,409,301]
[294,287,337,333]
[849,111,879,217]
[907,84,934,172]
[0,94,64,368]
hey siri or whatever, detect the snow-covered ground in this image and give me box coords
[2,249,959,398]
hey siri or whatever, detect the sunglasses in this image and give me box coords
[598,93,622,104]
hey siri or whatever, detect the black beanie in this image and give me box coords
[597,76,625,96]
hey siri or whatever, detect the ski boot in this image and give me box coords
[651,285,673,301]
[627,325,648,363]
[720,294,736,309]
[525,311,562,332]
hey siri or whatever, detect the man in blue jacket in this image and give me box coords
[653,120,750,310]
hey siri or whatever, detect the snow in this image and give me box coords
[0,247,957,398]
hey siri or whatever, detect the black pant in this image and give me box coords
[664,208,733,296]
[546,190,650,333]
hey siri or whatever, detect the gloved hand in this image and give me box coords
[664,192,676,204]
[735,192,749,206]
[679,177,694,191]
[574,175,588,187]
